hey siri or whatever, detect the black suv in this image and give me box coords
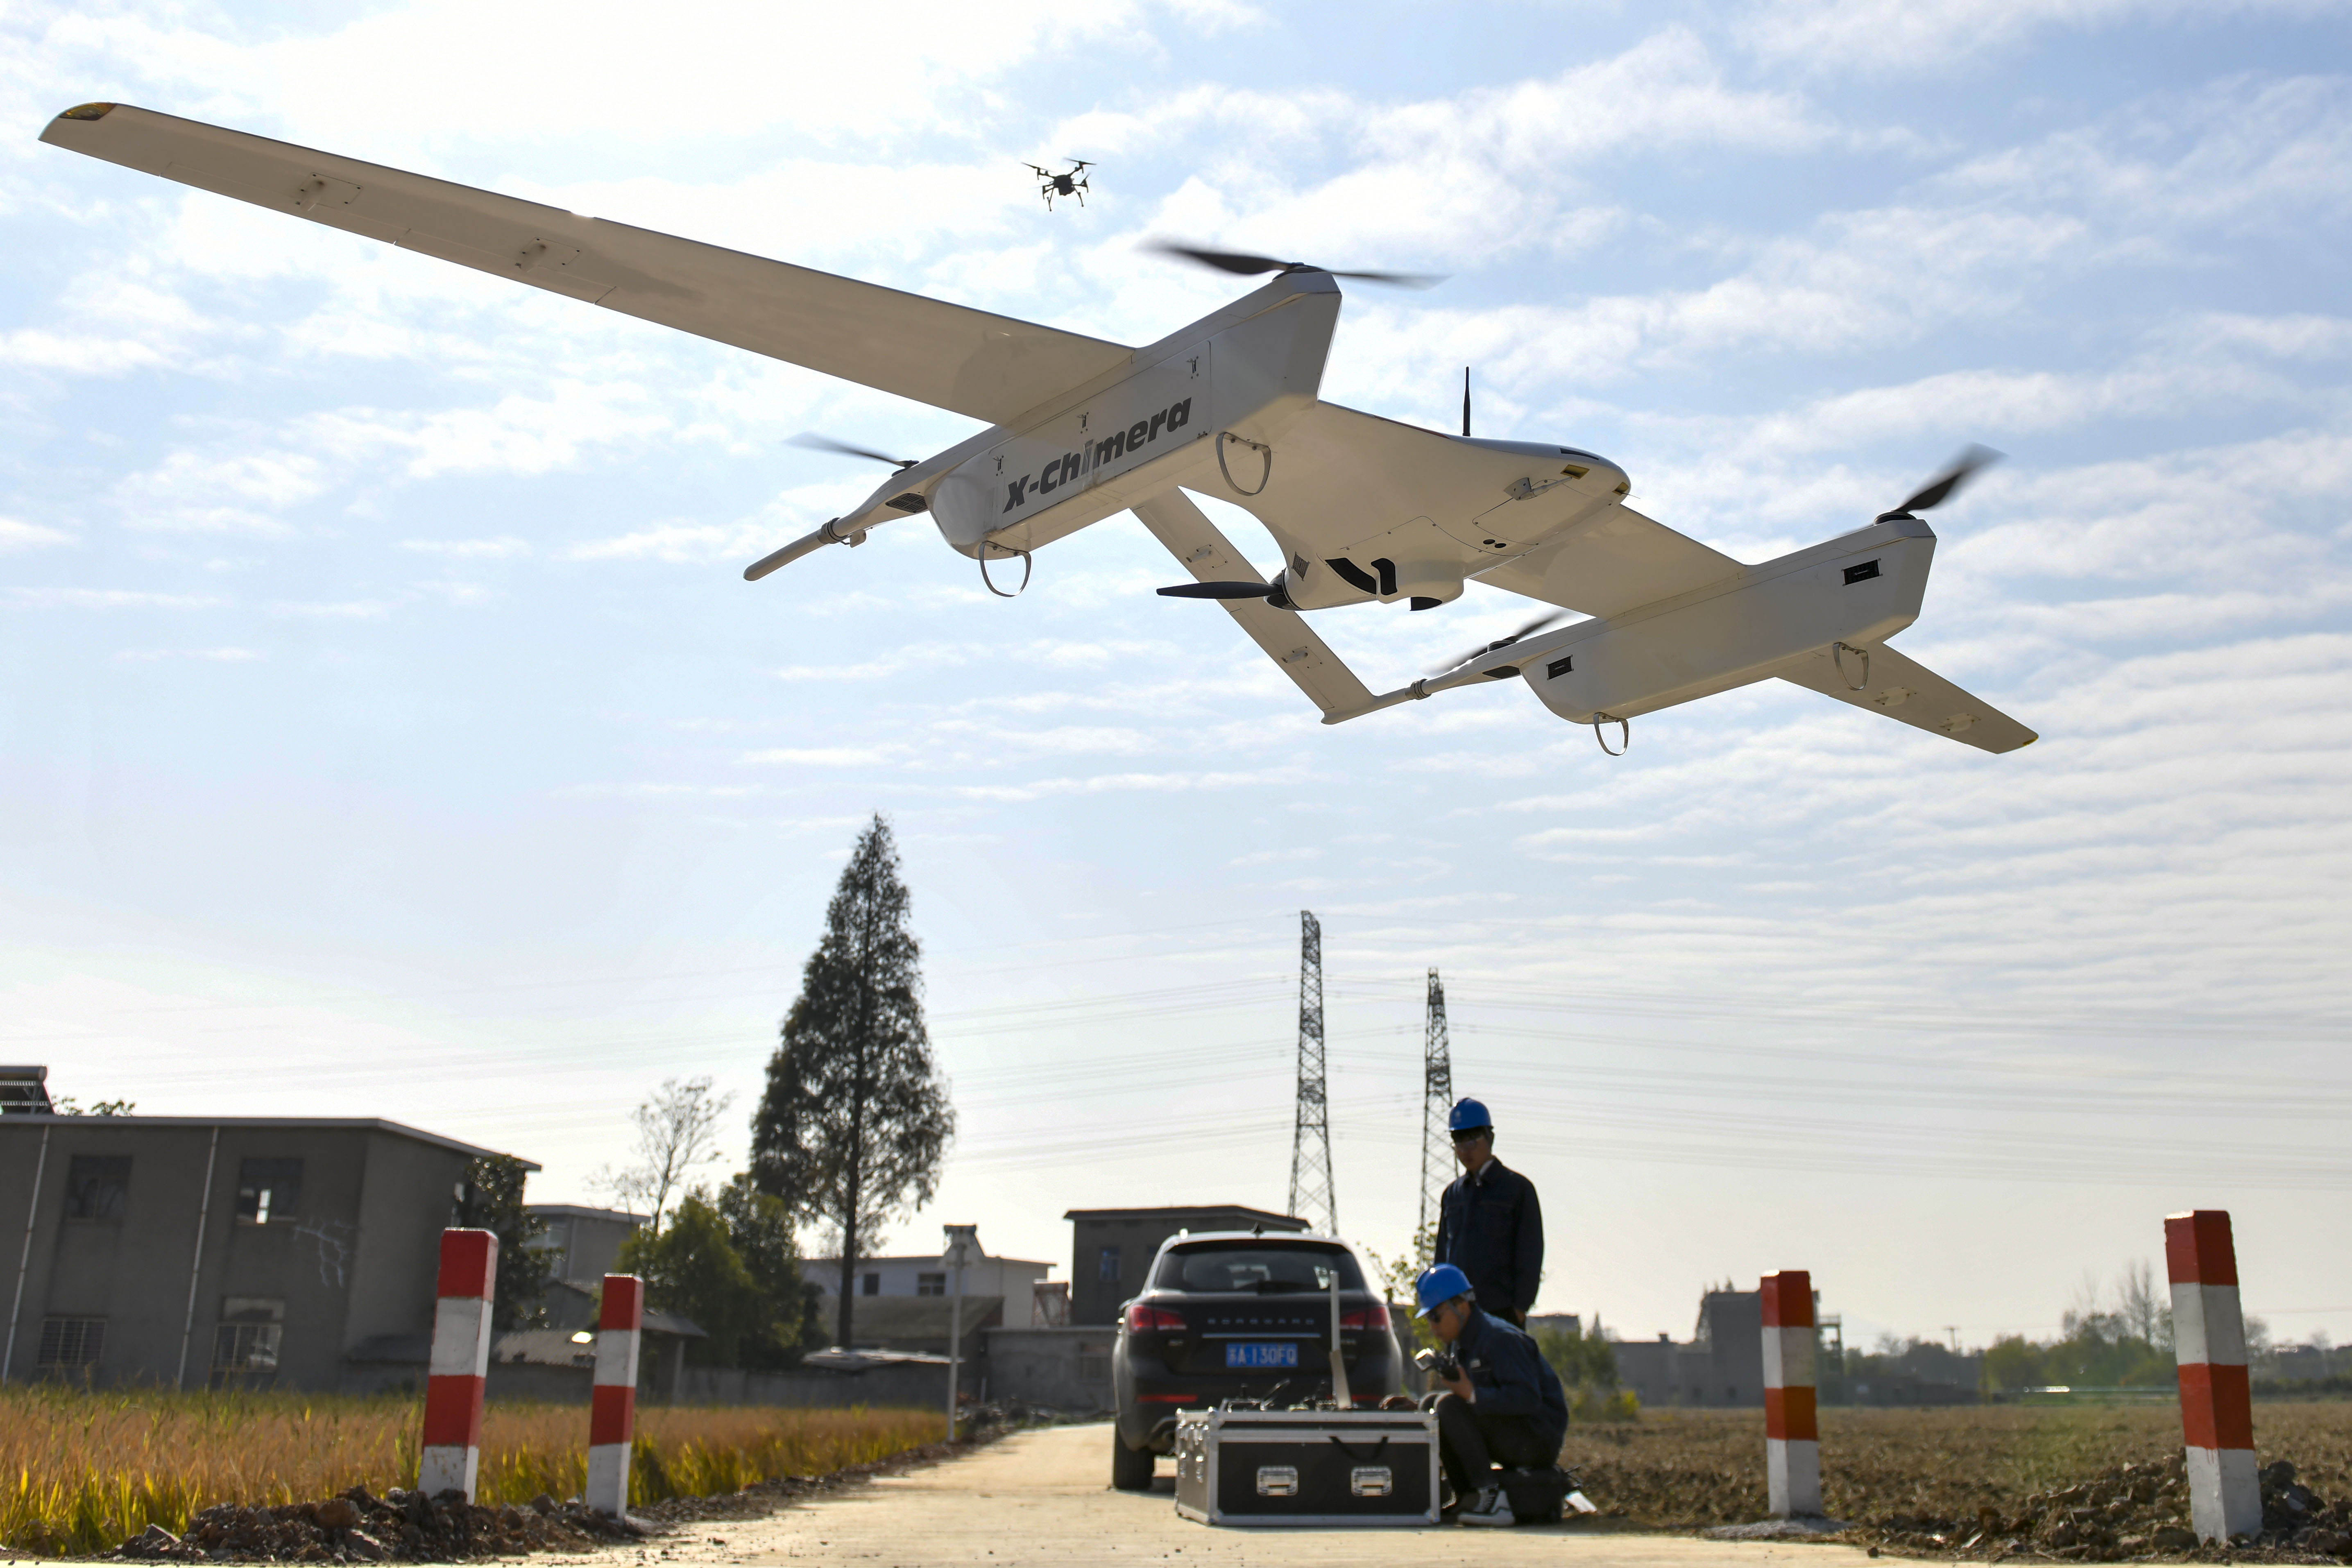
[1110,1230,1404,1489]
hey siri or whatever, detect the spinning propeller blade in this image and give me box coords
[1428,610,1573,675]
[1142,240,1443,290]
[1158,581,1280,599]
[787,432,917,470]
[1881,445,2002,520]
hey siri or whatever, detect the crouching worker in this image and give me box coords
[1414,1263,1568,1528]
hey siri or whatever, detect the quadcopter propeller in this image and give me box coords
[1428,609,1573,675]
[1157,581,1280,599]
[1143,240,1443,290]
[787,432,918,471]
[1878,445,2002,521]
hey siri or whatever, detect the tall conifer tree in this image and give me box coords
[751,814,953,1350]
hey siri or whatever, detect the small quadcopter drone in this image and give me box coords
[1026,159,1091,210]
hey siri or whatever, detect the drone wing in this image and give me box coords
[41,104,1133,426]
[1133,491,1374,718]
[1242,403,1740,619]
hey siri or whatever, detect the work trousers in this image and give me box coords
[1432,1391,1559,1497]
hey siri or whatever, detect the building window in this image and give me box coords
[212,1298,283,1376]
[235,1158,303,1225]
[861,1273,880,1297]
[37,1316,104,1369]
[62,1156,131,1221]
[1098,1246,1121,1283]
[916,1273,946,1297]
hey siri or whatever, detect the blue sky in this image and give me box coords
[5,0,2350,1351]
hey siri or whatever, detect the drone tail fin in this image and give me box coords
[1775,640,2036,754]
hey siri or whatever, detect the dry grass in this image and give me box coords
[1560,1403,2352,1528]
[0,1385,942,1557]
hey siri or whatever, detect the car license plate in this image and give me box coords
[1226,1342,1298,1369]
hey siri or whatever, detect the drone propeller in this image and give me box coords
[1157,581,1280,599]
[787,432,917,471]
[1428,609,1573,675]
[1879,445,2002,521]
[1143,240,1443,290]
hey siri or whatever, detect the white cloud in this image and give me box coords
[567,521,781,565]
[0,517,72,550]
[113,449,328,536]
[1738,0,2352,71]
[399,536,531,559]
[6,587,224,610]
[0,327,176,375]
[12,0,1177,169]
[1072,31,1840,272]
[267,599,392,619]
[113,646,261,662]
[739,746,901,767]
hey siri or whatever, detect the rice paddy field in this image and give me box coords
[1559,1403,2352,1529]
[0,1385,943,1557]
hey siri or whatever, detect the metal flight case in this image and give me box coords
[1173,1407,1440,1527]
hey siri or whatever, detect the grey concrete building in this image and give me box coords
[1063,1205,1306,1326]
[1612,1287,1767,1408]
[523,1203,645,1288]
[1,1109,532,1391]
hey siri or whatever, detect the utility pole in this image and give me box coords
[1288,911,1337,1234]
[943,1224,977,1441]
[1418,968,1454,1260]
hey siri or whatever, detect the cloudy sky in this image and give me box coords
[5,0,2350,1352]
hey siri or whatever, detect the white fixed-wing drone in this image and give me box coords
[43,103,2034,755]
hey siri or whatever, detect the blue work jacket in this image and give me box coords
[1453,1306,1569,1450]
[1432,1156,1544,1317]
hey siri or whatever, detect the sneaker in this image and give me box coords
[1459,1486,1516,1527]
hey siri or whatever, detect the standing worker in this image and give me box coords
[1431,1097,1543,1327]
[1415,1263,1568,1527]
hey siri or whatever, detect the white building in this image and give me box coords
[803,1230,1054,1313]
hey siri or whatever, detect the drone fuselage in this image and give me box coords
[842,271,1636,616]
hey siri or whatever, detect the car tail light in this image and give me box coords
[1125,1303,1186,1332]
[1339,1305,1391,1331]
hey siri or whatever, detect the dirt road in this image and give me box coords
[638,1423,1867,1568]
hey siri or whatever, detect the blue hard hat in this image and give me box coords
[1414,1263,1473,1319]
[1448,1097,1493,1133]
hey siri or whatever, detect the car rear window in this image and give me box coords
[1153,1245,1366,1293]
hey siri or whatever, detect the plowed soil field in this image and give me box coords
[1559,1403,2352,1534]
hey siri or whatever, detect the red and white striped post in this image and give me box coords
[586,1275,644,1517]
[420,1229,498,1500]
[1761,1270,1822,1518]
[2167,1210,2260,1542]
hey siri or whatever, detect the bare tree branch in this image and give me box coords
[593,1076,736,1233]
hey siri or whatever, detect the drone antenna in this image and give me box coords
[1462,368,1471,438]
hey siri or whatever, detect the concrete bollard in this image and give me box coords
[586,1275,644,1517]
[2166,1210,2259,1542]
[419,1229,498,1501]
[1761,1269,1821,1518]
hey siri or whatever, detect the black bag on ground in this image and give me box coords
[1498,1465,1570,1523]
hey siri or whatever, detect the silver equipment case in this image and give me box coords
[1173,1407,1440,1527]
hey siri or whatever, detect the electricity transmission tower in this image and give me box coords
[1418,967,1455,1260]
[1287,911,1337,1234]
